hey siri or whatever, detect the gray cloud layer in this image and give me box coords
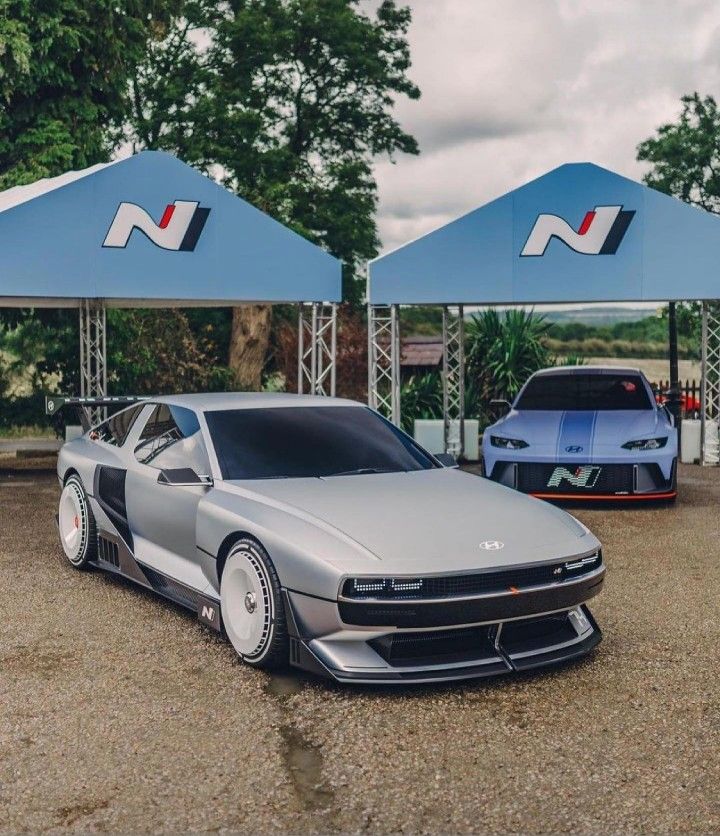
[375,0,720,253]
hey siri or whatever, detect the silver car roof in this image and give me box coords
[531,365,646,378]
[150,392,363,411]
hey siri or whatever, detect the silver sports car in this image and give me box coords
[51,393,605,684]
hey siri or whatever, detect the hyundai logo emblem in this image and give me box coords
[565,445,583,453]
[479,540,504,551]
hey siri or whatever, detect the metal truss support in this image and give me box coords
[298,303,337,396]
[442,305,465,457]
[368,304,400,425]
[79,299,107,425]
[701,301,720,464]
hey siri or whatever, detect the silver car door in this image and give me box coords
[124,403,213,592]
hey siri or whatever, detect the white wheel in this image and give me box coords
[58,475,96,568]
[221,539,288,667]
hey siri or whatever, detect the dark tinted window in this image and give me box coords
[205,406,436,480]
[96,404,144,446]
[135,404,205,468]
[516,373,653,411]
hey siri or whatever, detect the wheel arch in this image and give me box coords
[62,467,80,485]
[216,530,262,582]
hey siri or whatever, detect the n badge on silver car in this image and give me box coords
[479,540,504,551]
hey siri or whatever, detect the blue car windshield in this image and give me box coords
[205,406,437,479]
[516,373,653,411]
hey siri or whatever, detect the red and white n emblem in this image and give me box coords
[103,200,210,251]
[520,205,635,257]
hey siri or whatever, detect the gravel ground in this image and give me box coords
[1,460,719,833]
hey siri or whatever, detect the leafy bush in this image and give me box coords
[465,309,552,426]
[400,373,443,433]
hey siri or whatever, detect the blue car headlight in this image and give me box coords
[621,437,668,451]
[490,435,529,450]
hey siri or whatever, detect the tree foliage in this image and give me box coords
[126,0,420,304]
[0,0,181,188]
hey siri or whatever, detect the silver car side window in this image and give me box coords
[134,404,210,474]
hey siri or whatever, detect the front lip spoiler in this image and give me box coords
[291,607,602,685]
[531,490,677,501]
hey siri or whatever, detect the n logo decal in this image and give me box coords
[521,205,635,257]
[547,466,602,489]
[103,200,211,251]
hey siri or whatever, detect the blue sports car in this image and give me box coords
[483,366,678,502]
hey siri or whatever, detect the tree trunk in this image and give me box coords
[228,304,272,390]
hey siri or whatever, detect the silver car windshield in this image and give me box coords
[205,406,437,479]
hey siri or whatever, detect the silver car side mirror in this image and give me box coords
[157,468,213,487]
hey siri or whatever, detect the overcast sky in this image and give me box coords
[373,0,720,255]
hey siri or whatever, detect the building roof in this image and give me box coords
[400,336,443,368]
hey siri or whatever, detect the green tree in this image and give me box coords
[637,92,720,346]
[126,0,420,387]
[0,0,182,188]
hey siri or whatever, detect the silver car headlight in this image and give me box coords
[490,435,529,450]
[621,437,668,451]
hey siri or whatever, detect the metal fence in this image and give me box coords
[653,379,702,418]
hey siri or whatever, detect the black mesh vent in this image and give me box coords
[369,626,497,667]
[500,613,577,655]
[98,535,119,567]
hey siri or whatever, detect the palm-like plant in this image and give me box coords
[465,309,552,424]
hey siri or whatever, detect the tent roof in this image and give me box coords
[0,151,340,308]
[369,162,720,305]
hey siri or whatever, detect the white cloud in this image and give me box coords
[375,0,720,252]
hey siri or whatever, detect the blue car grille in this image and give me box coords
[516,462,635,494]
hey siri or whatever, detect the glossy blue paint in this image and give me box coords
[0,151,340,305]
[369,162,720,304]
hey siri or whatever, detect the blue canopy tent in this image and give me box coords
[368,162,720,462]
[0,151,342,404]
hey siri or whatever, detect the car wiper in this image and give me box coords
[329,467,396,477]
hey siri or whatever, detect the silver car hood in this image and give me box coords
[225,469,598,574]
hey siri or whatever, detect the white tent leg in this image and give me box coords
[79,299,107,425]
[701,301,720,464]
[442,305,465,457]
[298,303,337,396]
[368,304,400,425]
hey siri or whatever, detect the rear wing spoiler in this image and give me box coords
[45,395,148,432]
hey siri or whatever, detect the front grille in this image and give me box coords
[369,626,498,667]
[341,552,602,600]
[516,463,634,494]
[339,567,605,628]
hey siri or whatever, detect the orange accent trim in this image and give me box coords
[530,491,677,501]
[509,586,519,594]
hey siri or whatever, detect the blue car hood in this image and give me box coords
[492,408,665,456]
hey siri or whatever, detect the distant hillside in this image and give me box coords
[541,306,661,325]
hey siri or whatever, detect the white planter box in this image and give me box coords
[413,419,480,461]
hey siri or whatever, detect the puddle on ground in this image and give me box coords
[280,725,335,811]
[265,670,306,698]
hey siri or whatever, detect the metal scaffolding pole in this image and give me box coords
[701,301,720,465]
[79,299,107,425]
[298,302,337,396]
[442,305,465,457]
[368,304,400,425]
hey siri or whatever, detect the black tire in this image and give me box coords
[58,474,97,569]
[220,537,289,669]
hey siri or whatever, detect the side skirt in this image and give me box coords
[92,529,223,633]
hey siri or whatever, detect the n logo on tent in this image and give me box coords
[520,205,635,257]
[103,200,211,251]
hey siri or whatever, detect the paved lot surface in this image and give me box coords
[1,460,719,833]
